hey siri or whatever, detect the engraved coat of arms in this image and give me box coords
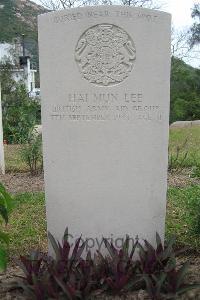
[75,24,136,86]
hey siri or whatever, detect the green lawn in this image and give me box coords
[169,126,200,169]
[2,126,200,257]
[166,185,200,250]
[4,126,200,173]
[4,185,200,258]
[4,144,29,173]
[6,192,47,258]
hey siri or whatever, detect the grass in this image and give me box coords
[169,126,200,169]
[2,185,199,258]
[4,144,29,173]
[6,192,47,258]
[166,185,200,251]
[4,127,200,173]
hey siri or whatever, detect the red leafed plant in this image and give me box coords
[18,228,95,299]
[137,233,177,276]
[100,236,140,293]
[138,233,200,299]
[16,228,199,300]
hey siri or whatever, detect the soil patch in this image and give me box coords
[0,170,199,195]
[0,172,44,194]
[168,171,200,188]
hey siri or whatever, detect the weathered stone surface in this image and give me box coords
[170,120,200,128]
[38,6,171,250]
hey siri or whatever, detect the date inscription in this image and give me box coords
[50,92,163,123]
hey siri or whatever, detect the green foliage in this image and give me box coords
[166,186,200,250]
[3,84,40,144]
[170,57,200,123]
[0,61,15,94]
[0,183,13,271]
[0,0,21,43]
[191,165,200,178]
[20,134,43,175]
[0,62,41,144]
[189,4,200,47]
[17,230,199,299]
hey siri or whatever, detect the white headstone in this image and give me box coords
[39,6,171,250]
[0,82,5,175]
[170,121,192,128]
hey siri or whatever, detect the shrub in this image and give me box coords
[0,61,41,144]
[0,183,13,271]
[20,134,43,175]
[17,229,199,299]
[2,84,41,144]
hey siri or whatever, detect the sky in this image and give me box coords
[161,0,198,29]
[33,0,200,67]
[162,0,200,67]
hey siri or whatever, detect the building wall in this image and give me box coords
[0,43,14,62]
[0,43,37,95]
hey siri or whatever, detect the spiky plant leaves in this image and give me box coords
[63,227,69,243]
[17,230,200,299]
[0,204,8,224]
[176,262,190,290]
[48,231,61,261]
[0,247,7,271]
[156,232,164,254]
[0,182,13,213]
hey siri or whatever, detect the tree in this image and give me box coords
[171,28,191,61]
[170,57,200,123]
[0,61,41,144]
[39,0,161,10]
[119,0,161,8]
[0,61,16,96]
[189,4,200,47]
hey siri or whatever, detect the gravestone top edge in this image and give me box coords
[38,5,171,20]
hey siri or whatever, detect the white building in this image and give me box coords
[0,42,37,96]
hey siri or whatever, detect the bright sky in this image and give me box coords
[161,0,199,29]
[161,0,199,67]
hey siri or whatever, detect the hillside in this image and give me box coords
[0,0,47,67]
[170,57,200,123]
[0,0,46,42]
